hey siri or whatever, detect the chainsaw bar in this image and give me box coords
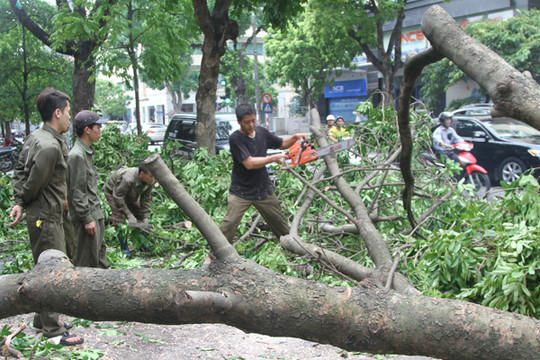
[315,138,357,157]
[285,138,357,167]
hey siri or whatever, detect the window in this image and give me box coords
[456,119,484,138]
[179,121,196,141]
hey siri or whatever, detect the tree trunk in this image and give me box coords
[127,2,141,133]
[192,0,238,156]
[1,231,539,359]
[347,1,406,107]
[421,5,540,129]
[195,38,220,155]
[72,55,96,116]
[166,83,183,114]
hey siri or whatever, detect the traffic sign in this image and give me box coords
[262,93,272,104]
[262,103,273,113]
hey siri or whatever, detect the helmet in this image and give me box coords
[439,112,452,123]
[326,114,335,121]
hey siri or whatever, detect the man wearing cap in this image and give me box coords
[9,88,84,346]
[67,110,108,268]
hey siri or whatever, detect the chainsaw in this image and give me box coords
[285,138,357,167]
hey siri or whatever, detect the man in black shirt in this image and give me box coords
[220,103,307,243]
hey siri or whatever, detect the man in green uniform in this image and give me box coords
[9,88,84,346]
[67,110,108,268]
[103,163,155,258]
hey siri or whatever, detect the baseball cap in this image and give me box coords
[74,110,107,130]
[326,114,335,121]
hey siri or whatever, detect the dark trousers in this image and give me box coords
[27,215,68,338]
[74,218,107,269]
[436,150,460,164]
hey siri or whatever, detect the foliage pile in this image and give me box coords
[408,175,540,318]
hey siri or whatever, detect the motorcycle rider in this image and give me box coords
[432,112,463,163]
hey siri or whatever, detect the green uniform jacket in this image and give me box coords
[12,124,68,222]
[66,139,104,225]
[103,167,152,221]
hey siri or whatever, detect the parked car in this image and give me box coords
[164,113,240,157]
[125,122,167,144]
[106,120,128,132]
[448,116,540,185]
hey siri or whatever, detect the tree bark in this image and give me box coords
[421,5,540,129]
[1,247,539,360]
[192,0,238,156]
[397,48,443,226]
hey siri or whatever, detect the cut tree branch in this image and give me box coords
[421,5,540,129]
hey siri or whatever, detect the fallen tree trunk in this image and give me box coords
[1,248,539,360]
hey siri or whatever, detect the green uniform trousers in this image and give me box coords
[27,215,68,338]
[63,211,77,263]
[74,218,107,269]
[219,193,290,243]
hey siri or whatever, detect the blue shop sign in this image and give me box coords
[325,79,367,98]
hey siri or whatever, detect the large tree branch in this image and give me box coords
[8,0,52,48]
[422,5,540,129]
[144,154,237,262]
[309,110,414,293]
[397,48,444,226]
[192,0,213,35]
[310,110,394,268]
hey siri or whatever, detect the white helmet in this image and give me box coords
[326,114,335,121]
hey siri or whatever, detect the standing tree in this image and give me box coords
[99,0,198,134]
[220,9,271,107]
[265,9,356,109]
[8,0,115,115]
[310,0,408,106]
[0,0,72,135]
[220,48,277,109]
[142,49,200,115]
[191,0,306,155]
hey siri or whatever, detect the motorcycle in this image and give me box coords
[0,139,22,172]
[421,141,491,194]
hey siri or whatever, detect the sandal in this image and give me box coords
[59,319,73,330]
[59,331,84,346]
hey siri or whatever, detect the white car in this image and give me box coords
[126,123,167,144]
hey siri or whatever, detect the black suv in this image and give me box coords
[449,116,540,185]
[164,113,239,157]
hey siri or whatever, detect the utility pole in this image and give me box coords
[252,11,263,125]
